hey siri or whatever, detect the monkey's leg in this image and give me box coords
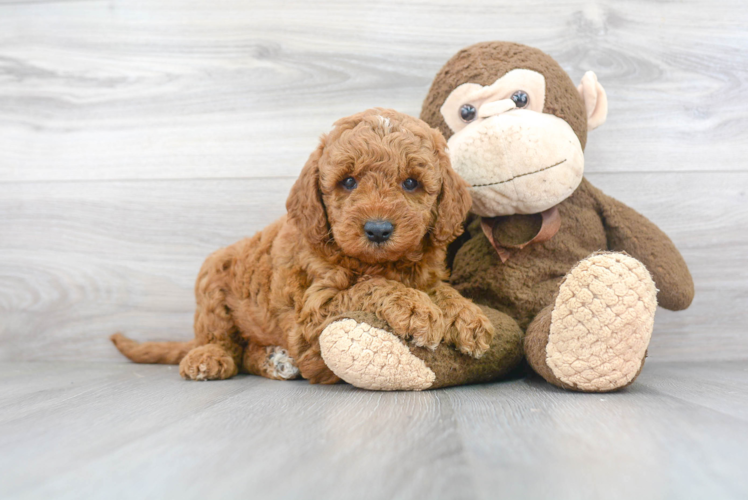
[317,306,523,391]
[524,252,657,392]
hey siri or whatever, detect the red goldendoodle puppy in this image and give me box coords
[111,108,494,383]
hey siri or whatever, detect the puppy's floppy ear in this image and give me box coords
[431,130,472,246]
[286,136,331,247]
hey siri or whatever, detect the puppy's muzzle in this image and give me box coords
[364,220,393,243]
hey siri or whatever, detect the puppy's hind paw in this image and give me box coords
[179,344,238,381]
[263,346,300,380]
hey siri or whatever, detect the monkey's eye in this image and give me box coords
[402,178,419,191]
[511,90,529,108]
[459,104,477,122]
[340,177,357,190]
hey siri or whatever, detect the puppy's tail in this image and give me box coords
[110,333,196,365]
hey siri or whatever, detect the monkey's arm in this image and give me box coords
[591,185,694,311]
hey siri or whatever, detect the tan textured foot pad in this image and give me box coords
[319,319,436,391]
[547,253,657,392]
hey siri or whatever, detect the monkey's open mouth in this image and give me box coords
[470,159,567,188]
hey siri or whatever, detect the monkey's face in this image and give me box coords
[421,42,608,218]
[440,68,585,216]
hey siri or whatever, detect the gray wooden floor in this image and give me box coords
[2,0,748,498]
[1,361,747,500]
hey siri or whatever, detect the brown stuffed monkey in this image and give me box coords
[318,42,694,392]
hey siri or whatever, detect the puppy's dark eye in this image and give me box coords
[402,178,419,191]
[511,90,529,108]
[459,104,477,122]
[340,177,357,190]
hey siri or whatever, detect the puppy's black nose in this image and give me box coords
[364,220,393,243]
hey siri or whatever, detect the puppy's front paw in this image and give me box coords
[449,302,495,358]
[383,289,445,349]
[179,344,238,381]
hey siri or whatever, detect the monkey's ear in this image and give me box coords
[577,71,608,131]
[431,130,472,246]
[286,136,331,247]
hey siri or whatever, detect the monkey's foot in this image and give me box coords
[319,308,523,391]
[525,252,657,392]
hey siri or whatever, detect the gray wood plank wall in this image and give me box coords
[1,0,746,362]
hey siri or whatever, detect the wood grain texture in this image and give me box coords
[0,0,747,182]
[1,361,747,500]
[0,1,746,362]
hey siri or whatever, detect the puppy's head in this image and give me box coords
[287,108,471,264]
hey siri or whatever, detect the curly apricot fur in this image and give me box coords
[111,108,492,383]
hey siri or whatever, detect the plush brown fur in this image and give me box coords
[429,42,694,389]
[420,41,589,149]
[450,179,694,331]
[111,108,494,383]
